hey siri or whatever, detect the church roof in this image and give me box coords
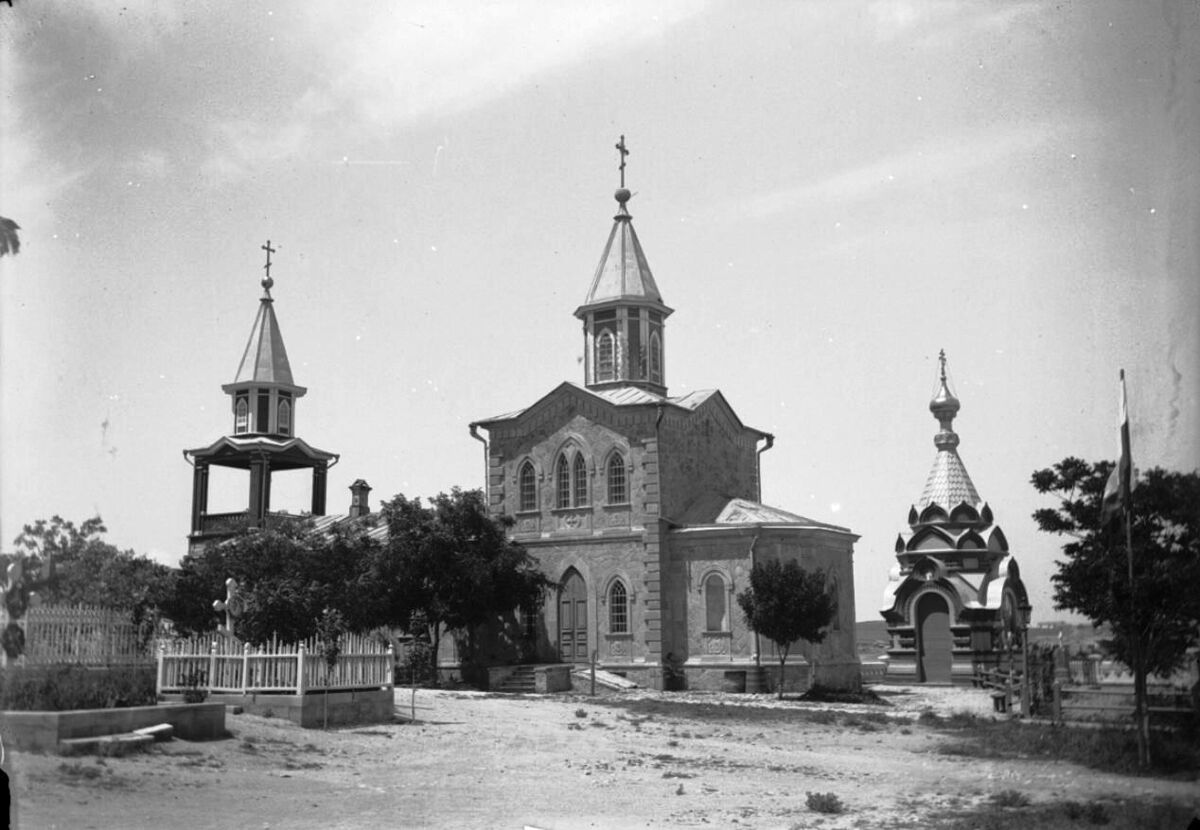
[917,450,982,509]
[672,495,851,533]
[184,434,338,469]
[915,351,982,510]
[574,190,671,317]
[474,381,723,425]
[232,292,296,387]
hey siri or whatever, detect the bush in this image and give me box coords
[0,664,157,711]
[806,791,845,814]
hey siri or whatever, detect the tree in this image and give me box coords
[0,216,19,257]
[379,488,551,683]
[1032,458,1200,683]
[8,515,174,631]
[737,559,836,699]
[163,516,384,643]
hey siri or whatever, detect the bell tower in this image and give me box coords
[574,136,673,395]
[184,243,339,553]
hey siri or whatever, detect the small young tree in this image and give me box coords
[737,559,836,699]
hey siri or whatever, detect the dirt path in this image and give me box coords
[8,685,1196,829]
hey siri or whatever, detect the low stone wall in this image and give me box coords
[0,703,226,753]
[169,688,393,729]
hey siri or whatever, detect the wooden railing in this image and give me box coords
[157,633,394,697]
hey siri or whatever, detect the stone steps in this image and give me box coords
[496,667,538,694]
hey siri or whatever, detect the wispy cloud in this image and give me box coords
[732,124,1068,220]
[201,120,311,185]
[867,0,1040,46]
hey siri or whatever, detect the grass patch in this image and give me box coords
[931,717,1200,779]
[932,798,1195,829]
[800,684,889,706]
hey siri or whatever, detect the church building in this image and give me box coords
[879,353,1031,683]
[469,144,861,692]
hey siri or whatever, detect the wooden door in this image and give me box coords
[917,593,952,683]
[559,569,588,663]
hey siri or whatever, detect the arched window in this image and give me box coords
[234,398,249,434]
[609,581,628,633]
[572,453,588,507]
[705,573,727,632]
[596,329,615,382]
[607,452,627,504]
[648,332,662,384]
[518,461,537,512]
[556,454,571,509]
[277,399,291,435]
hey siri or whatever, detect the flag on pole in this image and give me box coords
[1100,369,1132,526]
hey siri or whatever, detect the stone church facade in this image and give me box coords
[469,178,861,692]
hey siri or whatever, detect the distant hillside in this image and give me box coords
[855,620,889,658]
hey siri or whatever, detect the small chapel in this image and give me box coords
[467,142,862,691]
[879,353,1031,683]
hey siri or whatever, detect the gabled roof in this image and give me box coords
[473,381,737,428]
[671,495,852,534]
[230,295,298,388]
[575,201,669,315]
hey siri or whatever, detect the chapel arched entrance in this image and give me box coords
[916,592,952,683]
[558,569,588,663]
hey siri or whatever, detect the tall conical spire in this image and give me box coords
[575,137,673,394]
[221,242,307,436]
[917,351,981,509]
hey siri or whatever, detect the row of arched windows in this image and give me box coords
[517,449,629,511]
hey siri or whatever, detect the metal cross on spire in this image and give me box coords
[615,135,629,188]
[938,348,947,382]
[261,240,276,294]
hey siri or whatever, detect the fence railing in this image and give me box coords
[157,633,394,697]
[0,603,151,667]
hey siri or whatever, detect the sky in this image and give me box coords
[2,1,1197,623]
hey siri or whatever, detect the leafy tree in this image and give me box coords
[163,516,384,643]
[1032,458,1200,683]
[737,559,836,699]
[0,216,19,257]
[8,515,174,632]
[379,488,550,683]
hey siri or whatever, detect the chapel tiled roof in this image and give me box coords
[918,449,982,509]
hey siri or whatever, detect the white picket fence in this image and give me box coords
[0,603,151,667]
[157,633,394,697]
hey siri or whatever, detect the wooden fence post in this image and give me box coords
[1052,680,1062,722]
[386,645,395,690]
[297,643,307,695]
[208,641,218,694]
[156,642,165,698]
[242,641,251,695]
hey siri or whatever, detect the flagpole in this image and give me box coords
[1118,369,1149,767]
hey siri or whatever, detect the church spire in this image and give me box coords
[221,242,307,436]
[916,351,981,510]
[575,136,673,395]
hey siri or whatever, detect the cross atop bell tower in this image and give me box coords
[615,135,629,189]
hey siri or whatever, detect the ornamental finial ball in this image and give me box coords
[262,276,274,292]
[615,187,631,205]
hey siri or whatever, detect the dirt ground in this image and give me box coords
[7,683,1197,829]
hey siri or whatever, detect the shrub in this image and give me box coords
[806,791,845,814]
[0,664,157,711]
[989,789,1030,808]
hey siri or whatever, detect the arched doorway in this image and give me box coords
[916,592,952,683]
[559,569,588,663]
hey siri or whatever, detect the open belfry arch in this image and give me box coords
[184,243,338,554]
[468,140,862,691]
[880,352,1030,683]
